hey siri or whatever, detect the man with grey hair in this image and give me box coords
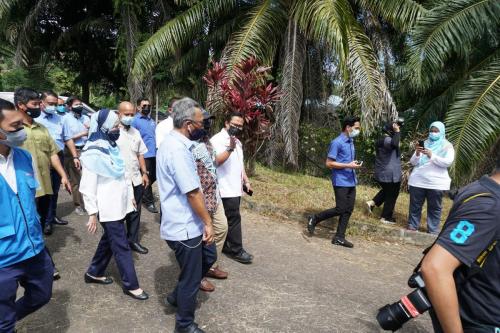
[157,97,216,333]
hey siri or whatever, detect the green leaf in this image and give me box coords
[353,0,426,31]
[446,55,500,181]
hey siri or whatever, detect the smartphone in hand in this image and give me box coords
[243,184,253,196]
[355,160,363,167]
[418,140,425,148]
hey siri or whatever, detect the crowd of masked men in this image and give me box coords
[0,88,498,333]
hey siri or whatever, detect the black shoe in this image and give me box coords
[332,237,354,248]
[174,323,205,333]
[53,216,69,225]
[307,215,317,235]
[84,273,113,285]
[123,288,149,301]
[144,203,159,214]
[229,249,253,264]
[43,224,53,236]
[165,293,177,307]
[130,242,149,254]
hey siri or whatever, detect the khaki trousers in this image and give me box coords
[63,147,83,207]
[212,202,228,267]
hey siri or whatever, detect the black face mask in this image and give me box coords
[108,129,120,142]
[26,107,41,119]
[142,106,151,116]
[72,107,84,117]
[228,126,242,137]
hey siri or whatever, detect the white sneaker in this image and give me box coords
[380,218,396,225]
[74,207,86,216]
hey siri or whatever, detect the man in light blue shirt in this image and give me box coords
[36,91,79,234]
[157,97,215,333]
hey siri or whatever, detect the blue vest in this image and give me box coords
[0,147,45,268]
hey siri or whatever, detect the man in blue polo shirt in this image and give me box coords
[157,97,215,333]
[307,116,362,248]
[0,99,53,332]
[36,90,79,234]
[132,97,158,213]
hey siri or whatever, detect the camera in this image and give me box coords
[396,117,405,127]
[382,117,405,134]
[376,272,432,331]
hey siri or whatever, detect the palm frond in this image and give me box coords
[408,0,500,90]
[273,19,306,168]
[0,0,19,20]
[446,55,500,182]
[223,0,286,67]
[345,16,396,131]
[292,0,350,74]
[133,0,239,76]
[353,0,426,31]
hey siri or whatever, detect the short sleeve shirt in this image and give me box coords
[132,114,156,158]
[116,126,148,187]
[327,133,357,187]
[20,122,60,197]
[157,130,203,241]
[436,176,500,327]
[36,112,73,150]
[65,113,90,147]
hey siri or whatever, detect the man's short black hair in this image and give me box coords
[66,96,81,107]
[0,98,16,122]
[14,87,39,107]
[136,97,149,106]
[342,116,361,131]
[40,90,58,100]
[225,112,244,123]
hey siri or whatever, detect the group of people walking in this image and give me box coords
[0,90,254,333]
[308,117,456,247]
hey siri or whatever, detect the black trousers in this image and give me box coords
[0,250,53,332]
[125,184,144,244]
[167,236,216,329]
[47,152,64,226]
[143,157,157,206]
[221,197,243,255]
[35,195,51,230]
[315,186,356,239]
[372,181,401,219]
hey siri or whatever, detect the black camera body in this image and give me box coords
[376,272,432,331]
[383,117,405,135]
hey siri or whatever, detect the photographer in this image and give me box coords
[420,156,500,333]
[366,121,401,224]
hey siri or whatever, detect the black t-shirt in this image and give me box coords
[436,176,500,328]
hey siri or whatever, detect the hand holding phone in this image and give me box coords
[355,160,364,167]
[243,184,253,196]
[418,140,425,148]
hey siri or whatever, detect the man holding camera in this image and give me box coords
[307,116,362,248]
[421,156,500,332]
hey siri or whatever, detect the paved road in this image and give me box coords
[17,191,433,333]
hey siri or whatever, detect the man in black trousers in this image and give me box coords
[307,116,362,248]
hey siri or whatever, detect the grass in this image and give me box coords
[247,164,453,232]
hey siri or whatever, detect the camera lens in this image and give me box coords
[376,302,412,331]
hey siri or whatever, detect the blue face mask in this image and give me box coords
[56,105,67,114]
[121,116,134,126]
[44,105,56,114]
[429,132,440,141]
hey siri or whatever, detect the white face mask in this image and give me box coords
[121,116,134,126]
[44,105,56,114]
[349,128,360,138]
[0,127,28,147]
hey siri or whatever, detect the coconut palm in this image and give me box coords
[133,0,424,168]
[407,0,500,182]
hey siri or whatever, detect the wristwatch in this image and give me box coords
[226,147,234,152]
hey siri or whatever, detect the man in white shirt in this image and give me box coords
[156,98,179,149]
[210,112,253,264]
[116,102,150,254]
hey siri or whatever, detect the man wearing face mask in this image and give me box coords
[0,98,54,333]
[14,88,71,280]
[132,97,158,214]
[116,102,150,254]
[307,116,362,248]
[56,98,68,117]
[210,112,254,264]
[36,91,80,234]
[64,96,91,216]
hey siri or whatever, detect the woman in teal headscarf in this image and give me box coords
[79,109,149,300]
[407,121,455,234]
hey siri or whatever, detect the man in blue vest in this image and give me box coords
[0,99,53,332]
